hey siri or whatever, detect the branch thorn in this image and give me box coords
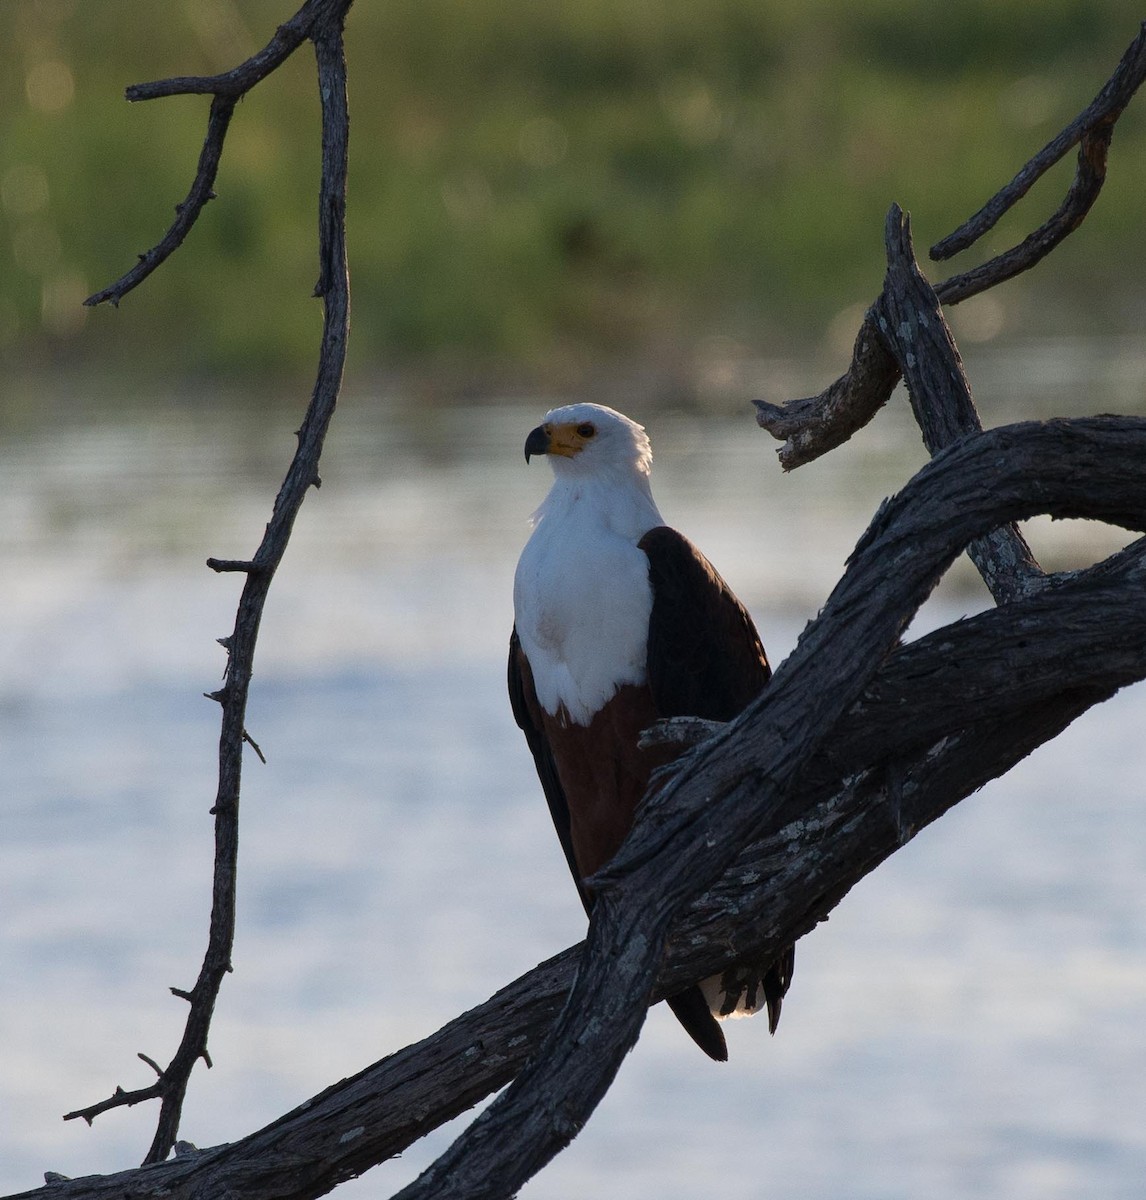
[207,557,256,573]
[138,1053,165,1080]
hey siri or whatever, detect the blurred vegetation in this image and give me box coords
[0,0,1144,392]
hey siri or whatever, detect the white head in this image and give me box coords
[524,402,653,481]
[515,402,661,722]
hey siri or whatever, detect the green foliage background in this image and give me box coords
[1,0,1143,387]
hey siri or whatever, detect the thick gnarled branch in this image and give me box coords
[751,309,899,469]
[386,418,1146,1199]
[876,205,1044,603]
[17,424,1146,1200]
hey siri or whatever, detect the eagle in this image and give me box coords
[508,402,794,1061]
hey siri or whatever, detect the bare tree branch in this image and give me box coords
[120,1,321,102]
[83,0,349,309]
[14,521,1145,1200]
[932,120,1114,306]
[877,205,1044,603]
[755,23,1146,469]
[64,0,356,1164]
[931,22,1146,262]
[387,417,1146,1199]
[83,95,237,308]
[751,308,900,470]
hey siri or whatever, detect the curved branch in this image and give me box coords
[84,0,351,309]
[84,95,237,308]
[755,23,1146,469]
[752,308,899,470]
[931,22,1146,261]
[17,521,1146,1200]
[933,121,1115,306]
[390,417,1146,1199]
[66,0,354,1165]
[121,0,325,102]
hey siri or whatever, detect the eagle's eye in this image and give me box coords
[576,423,596,439]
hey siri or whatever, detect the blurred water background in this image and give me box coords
[1,344,1145,1198]
[3,1,1146,1196]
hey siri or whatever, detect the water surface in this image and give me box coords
[1,351,1144,1198]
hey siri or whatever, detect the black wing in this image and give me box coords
[640,525,793,1035]
[639,525,771,719]
[508,627,591,912]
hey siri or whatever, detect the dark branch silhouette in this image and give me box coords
[63,0,355,1165]
[18,417,1146,1200]
[14,12,1146,1200]
[83,0,347,309]
[755,22,1146,469]
[931,22,1146,261]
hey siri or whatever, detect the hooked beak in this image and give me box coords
[524,425,550,462]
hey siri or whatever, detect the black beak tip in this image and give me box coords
[524,425,549,463]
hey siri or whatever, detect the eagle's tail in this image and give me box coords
[699,944,797,1035]
[666,986,728,1062]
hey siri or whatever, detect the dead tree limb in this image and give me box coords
[64,0,356,1165]
[755,22,1146,469]
[877,204,1044,603]
[16,420,1146,1200]
[931,23,1146,263]
[83,0,349,309]
[389,415,1146,1200]
[25,12,1146,1200]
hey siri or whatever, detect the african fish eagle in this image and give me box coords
[508,402,794,1061]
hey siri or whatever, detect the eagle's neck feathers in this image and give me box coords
[514,470,664,726]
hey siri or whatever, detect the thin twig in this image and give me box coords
[83,0,343,310]
[637,715,726,751]
[122,0,323,102]
[65,0,356,1164]
[931,22,1146,261]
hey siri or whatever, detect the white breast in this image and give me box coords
[514,480,661,726]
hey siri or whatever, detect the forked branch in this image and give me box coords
[932,22,1146,261]
[65,0,356,1165]
[21,424,1146,1200]
[84,0,350,310]
[755,22,1146,469]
